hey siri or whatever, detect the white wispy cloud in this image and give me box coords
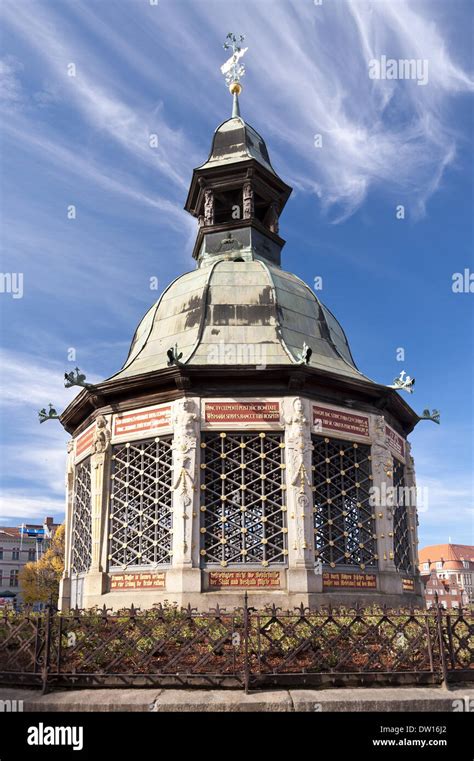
[168,0,473,220]
[1,2,197,191]
[0,492,65,523]
[0,348,95,409]
[0,56,24,107]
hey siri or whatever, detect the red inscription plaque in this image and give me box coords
[75,425,95,459]
[114,405,171,437]
[313,406,369,438]
[385,424,405,459]
[110,572,166,591]
[402,578,415,592]
[322,572,377,589]
[208,571,281,588]
[205,402,280,424]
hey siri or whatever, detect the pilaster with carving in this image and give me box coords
[171,398,200,568]
[203,189,215,226]
[284,397,316,593]
[59,440,75,609]
[89,415,111,574]
[242,180,254,219]
[64,440,75,576]
[370,415,396,571]
[405,441,419,571]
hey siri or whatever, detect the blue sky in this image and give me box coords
[0,0,472,550]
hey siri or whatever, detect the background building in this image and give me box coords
[0,517,57,606]
[419,543,474,607]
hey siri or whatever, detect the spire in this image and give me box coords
[221,33,247,118]
[232,89,241,118]
[183,34,292,266]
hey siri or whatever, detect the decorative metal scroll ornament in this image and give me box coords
[38,403,60,424]
[167,344,183,367]
[221,33,247,90]
[388,370,415,394]
[296,342,312,365]
[420,408,440,424]
[64,366,93,389]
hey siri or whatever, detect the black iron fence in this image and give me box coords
[0,599,472,693]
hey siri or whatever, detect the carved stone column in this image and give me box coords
[242,180,254,219]
[203,189,215,226]
[405,441,421,587]
[370,415,397,571]
[58,440,75,610]
[284,397,320,597]
[168,398,201,596]
[83,415,111,605]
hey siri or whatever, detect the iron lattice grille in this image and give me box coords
[71,458,92,574]
[109,437,173,569]
[200,432,287,566]
[312,435,377,568]
[393,457,413,573]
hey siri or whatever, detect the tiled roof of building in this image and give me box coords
[418,543,474,566]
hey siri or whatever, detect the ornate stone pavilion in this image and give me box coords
[59,52,423,610]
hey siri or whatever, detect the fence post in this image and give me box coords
[434,594,448,688]
[243,591,250,694]
[33,612,42,675]
[445,613,456,670]
[57,614,63,676]
[41,603,53,695]
[424,616,434,675]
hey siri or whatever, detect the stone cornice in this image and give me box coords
[59,365,420,438]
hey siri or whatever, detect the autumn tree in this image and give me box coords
[19,524,65,605]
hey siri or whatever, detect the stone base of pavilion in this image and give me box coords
[59,568,424,611]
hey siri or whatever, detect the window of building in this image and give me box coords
[9,570,19,587]
[312,435,376,569]
[28,548,35,561]
[392,458,413,574]
[436,561,443,569]
[71,457,92,574]
[12,547,20,560]
[0,547,3,560]
[0,571,2,585]
[423,562,429,571]
[462,560,469,569]
[200,431,287,566]
[109,437,173,569]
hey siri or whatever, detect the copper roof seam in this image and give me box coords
[182,259,222,365]
[258,259,299,365]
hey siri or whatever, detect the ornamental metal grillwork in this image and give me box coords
[2,605,472,691]
[392,457,413,573]
[109,437,173,569]
[71,458,92,574]
[312,435,377,568]
[200,432,287,566]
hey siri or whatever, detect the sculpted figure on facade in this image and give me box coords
[91,415,111,454]
[243,180,254,219]
[66,439,75,477]
[204,188,214,226]
[172,398,199,555]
